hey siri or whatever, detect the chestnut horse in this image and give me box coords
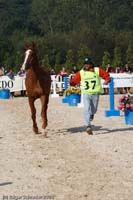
[22,43,51,134]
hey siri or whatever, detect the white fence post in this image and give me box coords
[51,75,59,98]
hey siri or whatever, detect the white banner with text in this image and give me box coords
[0,73,133,92]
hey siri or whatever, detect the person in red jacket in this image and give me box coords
[70,57,110,135]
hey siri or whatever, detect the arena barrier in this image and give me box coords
[105,77,120,117]
[0,73,133,94]
[61,75,133,113]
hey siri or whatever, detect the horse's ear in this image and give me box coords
[24,44,28,50]
[32,41,36,49]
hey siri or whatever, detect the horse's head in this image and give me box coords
[22,43,37,70]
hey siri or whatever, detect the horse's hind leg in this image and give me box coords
[40,95,49,129]
[28,97,39,134]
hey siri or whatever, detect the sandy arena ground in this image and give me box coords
[0,95,133,200]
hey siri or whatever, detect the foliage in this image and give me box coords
[118,95,133,112]
[0,0,132,71]
[14,51,23,72]
[102,51,111,69]
[64,87,81,96]
[77,44,92,69]
[41,54,50,69]
[113,47,122,67]
[55,52,61,73]
[65,49,74,71]
[126,45,133,68]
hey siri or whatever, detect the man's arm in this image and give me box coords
[69,71,81,86]
[99,68,111,85]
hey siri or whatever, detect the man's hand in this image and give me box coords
[69,79,76,86]
[103,79,110,85]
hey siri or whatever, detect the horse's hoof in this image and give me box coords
[33,128,41,134]
[35,131,42,135]
[42,124,47,129]
[44,132,48,138]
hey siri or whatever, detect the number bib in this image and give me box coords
[80,68,102,94]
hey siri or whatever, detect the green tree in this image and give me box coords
[3,52,13,70]
[65,49,74,72]
[126,45,133,67]
[31,0,56,35]
[77,44,91,69]
[0,0,132,71]
[14,51,22,72]
[113,47,122,68]
[55,52,61,73]
[42,54,50,69]
[102,51,111,69]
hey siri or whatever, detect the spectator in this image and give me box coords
[0,65,7,75]
[104,64,115,94]
[106,63,115,73]
[123,63,131,93]
[50,68,56,75]
[58,66,69,78]
[6,69,15,80]
[115,66,123,73]
[17,68,26,77]
[71,64,79,74]
[123,63,131,73]
[0,68,4,76]
[115,66,123,94]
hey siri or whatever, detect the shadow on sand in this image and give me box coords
[66,125,133,135]
[0,182,13,187]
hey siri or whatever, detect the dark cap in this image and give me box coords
[84,57,93,64]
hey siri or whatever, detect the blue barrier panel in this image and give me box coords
[0,89,10,99]
[62,95,69,103]
[105,77,120,117]
[64,76,69,90]
[68,94,81,106]
[62,76,69,103]
[124,110,133,125]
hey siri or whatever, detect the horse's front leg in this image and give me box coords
[28,97,39,134]
[40,95,49,130]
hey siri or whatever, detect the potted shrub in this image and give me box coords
[63,86,81,106]
[118,94,133,125]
